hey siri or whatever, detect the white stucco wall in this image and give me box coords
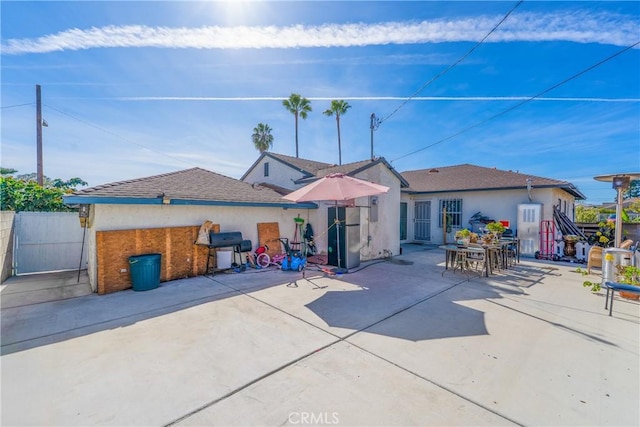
[242,157,306,190]
[84,204,319,291]
[401,187,576,245]
[354,164,402,258]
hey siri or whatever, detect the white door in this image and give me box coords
[517,204,542,257]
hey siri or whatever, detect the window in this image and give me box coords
[438,199,462,230]
[263,162,269,177]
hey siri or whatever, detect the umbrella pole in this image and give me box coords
[334,204,348,274]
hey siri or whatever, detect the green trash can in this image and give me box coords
[129,253,161,291]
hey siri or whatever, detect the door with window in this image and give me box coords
[414,201,431,241]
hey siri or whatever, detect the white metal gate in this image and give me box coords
[414,201,432,241]
[13,212,87,274]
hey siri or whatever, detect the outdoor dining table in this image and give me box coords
[440,238,519,278]
[439,244,490,277]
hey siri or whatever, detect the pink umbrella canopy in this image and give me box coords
[283,173,389,203]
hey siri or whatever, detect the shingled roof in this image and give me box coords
[63,167,315,207]
[401,164,585,199]
[297,157,410,187]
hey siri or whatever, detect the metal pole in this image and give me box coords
[36,84,44,186]
[370,113,375,160]
[615,187,623,248]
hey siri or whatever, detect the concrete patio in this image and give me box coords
[1,246,638,426]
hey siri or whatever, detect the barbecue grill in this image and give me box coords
[206,231,244,275]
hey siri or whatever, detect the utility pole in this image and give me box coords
[369,113,380,161]
[36,84,44,186]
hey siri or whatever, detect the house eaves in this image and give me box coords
[63,195,317,209]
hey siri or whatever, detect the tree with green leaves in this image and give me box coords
[323,99,351,165]
[576,205,600,223]
[0,167,18,175]
[251,123,274,153]
[0,172,87,212]
[624,180,639,199]
[282,93,312,158]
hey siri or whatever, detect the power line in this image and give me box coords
[43,103,199,168]
[391,40,640,164]
[1,102,34,110]
[379,0,523,125]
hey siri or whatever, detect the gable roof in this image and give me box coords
[299,157,410,188]
[63,167,315,208]
[401,164,585,199]
[240,152,332,181]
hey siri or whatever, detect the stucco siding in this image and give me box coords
[1,211,15,282]
[84,204,318,290]
[354,164,402,258]
[242,157,306,190]
[401,187,575,245]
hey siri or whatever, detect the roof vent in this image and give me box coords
[428,168,439,173]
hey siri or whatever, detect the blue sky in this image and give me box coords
[1,0,639,204]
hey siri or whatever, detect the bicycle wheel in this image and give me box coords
[256,253,270,268]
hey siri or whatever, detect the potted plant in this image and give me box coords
[583,264,640,299]
[454,229,471,245]
[485,222,506,244]
[486,221,506,235]
[615,265,640,300]
[562,234,580,257]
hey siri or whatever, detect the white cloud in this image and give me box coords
[100,96,640,102]
[2,12,638,54]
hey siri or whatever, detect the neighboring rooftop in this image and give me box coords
[401,164,585,199]
[65,167,311,206]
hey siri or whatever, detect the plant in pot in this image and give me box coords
[454,229,471,245]
[562,234,580,257]
[615,265,640,300]
[485,222,506,243]
[583,265,640,299]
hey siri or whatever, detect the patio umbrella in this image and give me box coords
[283,173,390,271]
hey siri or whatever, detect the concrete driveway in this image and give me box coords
[1,246,638,426]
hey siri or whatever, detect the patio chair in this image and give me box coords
[466,243,487,273]
[587,246,603,274]
[620,239,633,250]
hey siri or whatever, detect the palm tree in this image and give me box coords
[323,100,351,165]
[282,93,312,158]
[252,123,274,153]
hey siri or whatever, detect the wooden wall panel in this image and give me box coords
[257,222,280,258]
[96,224,219,294]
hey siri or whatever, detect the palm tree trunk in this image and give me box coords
[295,112,299,158]
[336,115,342,165]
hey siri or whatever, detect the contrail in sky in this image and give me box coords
[59,96,639,103]
[2,11,638,54]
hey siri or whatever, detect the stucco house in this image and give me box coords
[399,164,586,256]
[64,155,408,293]
[241,152,410,266]
[64,153,584,293]
[63,167,316,293]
